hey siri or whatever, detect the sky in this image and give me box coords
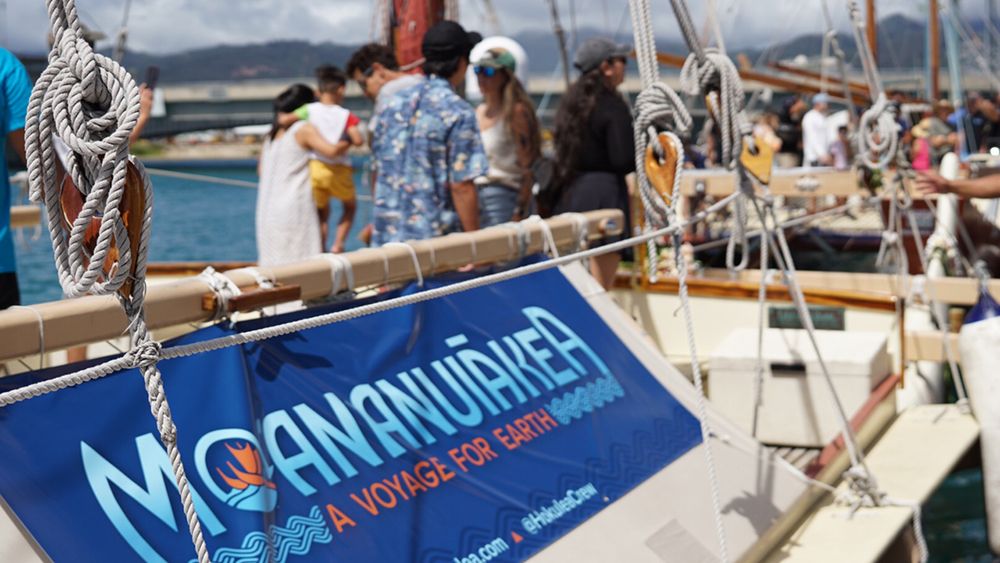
[0,0,978,56]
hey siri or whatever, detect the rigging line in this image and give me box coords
[939,1,1000,90]
[113,0,133,63]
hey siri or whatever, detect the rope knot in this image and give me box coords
[840,465,886,512]
[127,340,162,370]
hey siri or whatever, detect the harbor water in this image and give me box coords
[7,159,992,561]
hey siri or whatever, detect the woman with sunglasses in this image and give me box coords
[553,38,634,290]
[473,48,542,226]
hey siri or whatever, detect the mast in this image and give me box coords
[866,0,878,63]
[113,0,133,63]
[928,0,941,100]
[391,0,446,72]
[546,0,572,89]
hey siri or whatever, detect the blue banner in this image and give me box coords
[0,267,701,562]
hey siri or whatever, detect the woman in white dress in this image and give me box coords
[256,84,350,267]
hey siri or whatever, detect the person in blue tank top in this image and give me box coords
[0,47,32,310]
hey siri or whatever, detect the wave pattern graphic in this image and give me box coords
[204,506,333,563]
[544,374,625,424]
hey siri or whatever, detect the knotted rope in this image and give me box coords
[23,1,210,561]
[848,1,898,170]
[630,0,730,559]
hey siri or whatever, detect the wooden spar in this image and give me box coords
[674,267,1000,307]
[0,210,623,364]
[10,205,40,229]
[929,0,941,100]
[867,0,878,63]
[765,62,870,97]
[653,52,870,105]
[679,168,864,197]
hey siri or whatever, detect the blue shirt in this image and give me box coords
[0,48,32,274]
[370,76,488,245]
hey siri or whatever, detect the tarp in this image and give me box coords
[0,267,701,562]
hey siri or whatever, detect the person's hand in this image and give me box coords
[138,84,154,118]
[915,171,951,195]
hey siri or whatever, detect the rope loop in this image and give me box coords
[384,242,425,288]
[319,253,356,299]
[197,266,242,322]
[857,93,899,170]
[679,49,751,170]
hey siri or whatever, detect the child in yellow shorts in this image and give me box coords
[294,65,364,252]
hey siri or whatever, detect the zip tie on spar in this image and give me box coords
[24,0,211,560]
[318,253,356,299]
[383,242,425,288]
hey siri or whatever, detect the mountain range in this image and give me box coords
[24,14,999,84]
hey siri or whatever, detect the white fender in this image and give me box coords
[959,289,1000,553]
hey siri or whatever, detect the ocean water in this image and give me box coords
[11,158,372,305]
[7,160,992,560]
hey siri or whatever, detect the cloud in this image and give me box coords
[2,0,984,56]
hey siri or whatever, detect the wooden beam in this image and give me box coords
[767,62,870,96]
[0,210,623,363]
[654,52,870,106]
[619,276,898,312]
[10,205,40,229]
[905,330,960,363]
[679,168,863,198]
[692,268,1000,307]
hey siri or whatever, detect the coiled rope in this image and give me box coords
[848,1,898,170]
[23,0,210,561]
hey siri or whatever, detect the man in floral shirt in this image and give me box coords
[369,21,488,246]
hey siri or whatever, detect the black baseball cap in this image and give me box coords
[574,37,631,73]
[422,20,483,62]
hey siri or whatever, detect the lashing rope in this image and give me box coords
[24,0,210,560]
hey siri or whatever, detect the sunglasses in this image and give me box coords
[356,66,375,90]
[474,65,500,78]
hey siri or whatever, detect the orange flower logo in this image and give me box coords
[215,442,277,491]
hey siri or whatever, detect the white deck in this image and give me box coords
[765,404,979,562]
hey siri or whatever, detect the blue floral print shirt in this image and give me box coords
[370,76,488,245]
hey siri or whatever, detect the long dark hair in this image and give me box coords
[553,68,613,186]
[269,83,316,140]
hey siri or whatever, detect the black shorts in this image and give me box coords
[0,272,20,310]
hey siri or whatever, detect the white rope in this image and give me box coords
[749,195,888,510]
[671,230,730,563]
[319,253,356,299]
[383,242,424,288]
[497,221,530,265]
[229,267,275,290]
[846,1,898,171]
[197,267,242,322]
[9,306,45,370]
[0,192,739,407]
[524,215,559,258]
[24,2,210,559]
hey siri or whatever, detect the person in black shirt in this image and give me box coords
[553,38,635,290]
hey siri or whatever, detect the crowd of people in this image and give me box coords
[753,88,1000,173]
[257,21,635,289]
[6,23,1000,316]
